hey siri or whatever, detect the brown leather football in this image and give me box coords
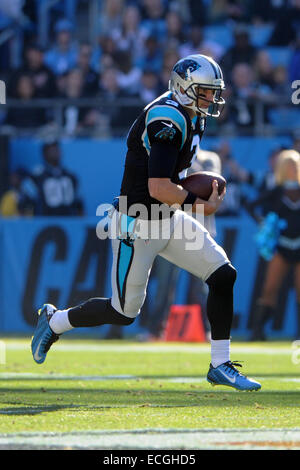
[180,171,226,201]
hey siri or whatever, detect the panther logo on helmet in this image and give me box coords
[173,59,201,80]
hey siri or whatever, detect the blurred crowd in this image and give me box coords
[0,0,299,137]
[0,0,299,218]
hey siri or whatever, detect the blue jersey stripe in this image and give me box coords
[117,240,134,308]
[142,129,151,155]
[146,105,187,150]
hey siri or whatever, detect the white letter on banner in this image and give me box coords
[0,81,6,104]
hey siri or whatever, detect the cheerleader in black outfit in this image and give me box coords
[247,149,300,340]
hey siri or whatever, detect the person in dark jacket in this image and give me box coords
[30,141,84,216]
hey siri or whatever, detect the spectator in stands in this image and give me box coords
[0,169,35,216]
[98,67,141,136]
[209,0,248,24]
[179,24,224,61]
[272,65,290,98]
[229,62,271,131]
[289,31,300,84]
[138,68,161,104]
[248,0,287,24]
[135,35,163,74]
[77,43,98,96]
[29,140,84,216]
[253,50,275,90]
[253,50,290,99]
[62,69,100,136]
[161,47,180,76]
[213,140,253,215]
[55,70,69,98]
[140,0,167,41]
[220,25,257,78]
[268,0,300,46]
[110,4,146,63]
[44,18,78,76]
[258,146,284,193]
[98,0,124,36]
[157,47,180,94]
[113,50,142,95]
[5,74,49,129]
[159,66,171,94]
[187,0,207,26]
[0,171,21,216]
[9,43,57,99]
[164,10,186,48]
[91,32,119,73]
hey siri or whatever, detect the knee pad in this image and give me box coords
[206,263,237,292]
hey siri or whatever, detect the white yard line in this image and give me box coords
[2,341,295,355]
[0,428,300,449]
[0,372,298,382]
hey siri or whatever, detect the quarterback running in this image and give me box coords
[31,54,261,391]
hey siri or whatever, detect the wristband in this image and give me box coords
[181,191,197,210]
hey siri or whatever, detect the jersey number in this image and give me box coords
[165,99,178,107]
[43,177,75,207]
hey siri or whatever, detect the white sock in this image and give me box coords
[49,309,73,335]
[210,339,230,368]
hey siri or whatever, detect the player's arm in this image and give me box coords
[149,176,224,215]
[146,110,224,215]
[148,141,224,215]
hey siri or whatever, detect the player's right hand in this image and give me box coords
[206,180,226,214]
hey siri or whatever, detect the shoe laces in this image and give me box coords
[222,360,244,377]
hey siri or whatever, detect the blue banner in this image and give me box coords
[0,215,297,338]
[9,136,292,216]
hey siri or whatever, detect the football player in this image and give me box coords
[31,54,261,391]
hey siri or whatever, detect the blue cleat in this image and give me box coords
[207,361,261,391]
[31,304,59,364]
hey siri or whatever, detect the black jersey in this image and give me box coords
[120,91,206,217]
[31,165,82,216]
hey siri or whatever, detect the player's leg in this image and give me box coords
[31,235,163,363]
[159,210,233,348]
[30,298,134,364]
[251,252,290,341]
[159,210,261,390]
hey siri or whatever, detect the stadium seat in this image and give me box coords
[266,47,293,66]
[268,107,300,131]
[248,24,274,47]
[203,25,233,50]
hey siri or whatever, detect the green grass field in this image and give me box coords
[0,338,300,449]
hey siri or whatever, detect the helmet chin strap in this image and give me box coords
[173,88,221,117]
[175,89,193,106]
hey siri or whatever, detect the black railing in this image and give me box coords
[0,95,298,138]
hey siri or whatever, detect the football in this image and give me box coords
[180,171,226,201]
